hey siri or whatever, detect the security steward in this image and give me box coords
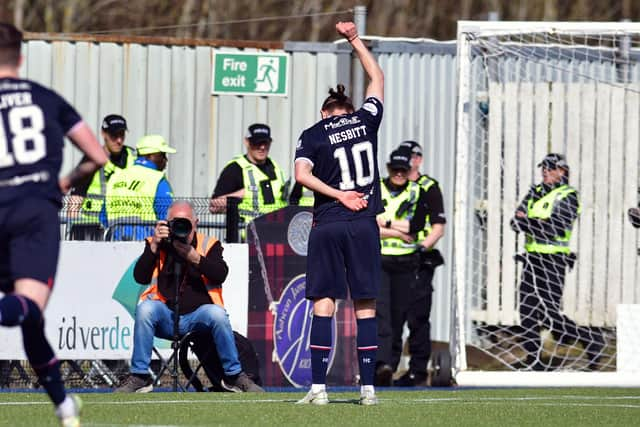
[374,147,431,386]
[104,135,175,240]
[511,153,604,370]
[209,123,287,239]
[393,140,446,386]
[69,114,136,239]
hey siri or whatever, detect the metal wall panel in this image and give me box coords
[22,37,459,344]
[375,43,458,344]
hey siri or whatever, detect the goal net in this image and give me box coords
[453,21,640,386]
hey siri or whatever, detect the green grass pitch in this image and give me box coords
[1,388,639,426]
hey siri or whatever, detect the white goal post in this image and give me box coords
[453,21,640,386]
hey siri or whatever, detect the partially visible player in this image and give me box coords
[294,21,384,405]
[0,23,107,426]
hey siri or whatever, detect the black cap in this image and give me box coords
[246,123,272,144]
[101,114,127,134]
[537,153,569,170]
[387,147,412,171]
[398,140,422,157]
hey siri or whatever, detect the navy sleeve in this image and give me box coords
[55,92,83,134]
[356,96,384,131]
[294,130,317,166]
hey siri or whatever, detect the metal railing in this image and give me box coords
[59,196,242,243]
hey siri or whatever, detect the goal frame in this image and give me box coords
[453,20,640,387]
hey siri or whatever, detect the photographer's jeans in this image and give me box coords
[130,299,242,376]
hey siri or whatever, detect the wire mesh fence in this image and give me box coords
[58,195,241,243]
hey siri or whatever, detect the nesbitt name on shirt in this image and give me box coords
[328,125,367,145]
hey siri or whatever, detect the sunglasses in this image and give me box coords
[249,140,271,147]
[390,168,408,175]
[106,130,126,139]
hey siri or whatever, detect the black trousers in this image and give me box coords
[376,254,422,371]
[406,264,434,373]
[519,252,602,363]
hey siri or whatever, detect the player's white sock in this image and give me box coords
[55,396,76,418]
[311,383,326,393]
[361,385,375,395]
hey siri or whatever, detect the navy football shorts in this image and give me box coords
[305,217,381,300]
[0,198,60,292]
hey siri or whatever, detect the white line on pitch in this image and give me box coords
[2,395,640,407]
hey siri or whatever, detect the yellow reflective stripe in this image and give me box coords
[234,156,287,221]
[525,185,577,252]
[381,239,417,256]
[524,243,571,254]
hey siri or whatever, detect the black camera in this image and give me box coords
[167,217,192,243]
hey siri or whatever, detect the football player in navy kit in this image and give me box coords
[0,23,107,426]
[294,21,384,406]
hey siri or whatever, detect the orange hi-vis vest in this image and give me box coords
[139,233,224,307]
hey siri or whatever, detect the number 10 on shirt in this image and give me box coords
[333,141,374,190]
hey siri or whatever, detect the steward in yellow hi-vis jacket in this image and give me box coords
[511,153,604,372]
[209,123,288,241]
[374,147,434,387]
[70,114,136,239]
[392,140,446,387]
[104,135,175,241]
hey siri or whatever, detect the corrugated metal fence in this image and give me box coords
[22,33,458,344]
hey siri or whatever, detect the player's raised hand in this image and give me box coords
[336,21,357,41]
[338,190,368,211]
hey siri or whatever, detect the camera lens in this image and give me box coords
[168,217,192,242]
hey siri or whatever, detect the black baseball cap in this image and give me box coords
[101,114,128,134]
[538,153,569,170]
[398,140,422,157]
[246,123,272,144]
[387,147,411,171]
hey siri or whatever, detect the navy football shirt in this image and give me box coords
[295,96,384,223]
[0,77,81,205]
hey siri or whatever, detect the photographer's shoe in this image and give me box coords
[114,374,153,393]
[374,364,393,387]
[296,388,329,405]
[56,394,82,427]
[393,371,428,387]
[221,372,265,392]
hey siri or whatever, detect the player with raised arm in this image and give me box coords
[294,21,384,406]
[0,23,107,426]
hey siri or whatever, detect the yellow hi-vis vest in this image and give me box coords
[297,186,314,207]
[80,146,137,224]
[415,175,438,244]
[139,233,224,307]
[232,155,287,222]
[524,184,581,254]
[105,163,168,223]
[379,179,421,256]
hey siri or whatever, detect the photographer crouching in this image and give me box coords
[114,200,264,392]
